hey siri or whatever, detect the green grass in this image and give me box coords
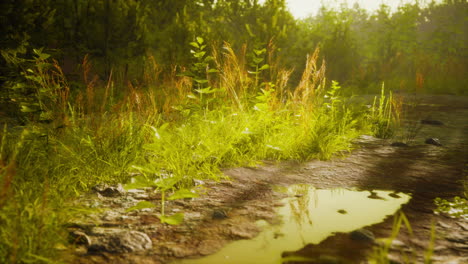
[0,44,398,263]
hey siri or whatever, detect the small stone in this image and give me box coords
[421,119,444,126]
[391,142,408,147]
[93,184,125,197]
[425,138,442,146]
[337,209,347,214]
[69,230,91,246]
[193,179,205,186]
[212,209,228,219]
[88,230,152,253]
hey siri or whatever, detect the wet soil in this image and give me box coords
[72,94,468,264]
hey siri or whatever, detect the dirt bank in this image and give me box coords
[72,94,468,264]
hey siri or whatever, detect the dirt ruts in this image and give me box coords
[71,94,468,264]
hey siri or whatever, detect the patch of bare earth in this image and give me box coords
[71,94,468,264]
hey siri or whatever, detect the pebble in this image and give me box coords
[425,138,442,146]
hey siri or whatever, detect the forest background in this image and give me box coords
[1,0,466,99]
[0,1,467,263]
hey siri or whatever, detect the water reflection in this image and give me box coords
[175,185,411,264]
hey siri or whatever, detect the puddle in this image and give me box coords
[174,185,411,264]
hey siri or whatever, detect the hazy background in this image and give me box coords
[271,0,442,18]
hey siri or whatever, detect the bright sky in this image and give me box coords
[273,0,428,18]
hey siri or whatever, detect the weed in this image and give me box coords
[370,83,401,139]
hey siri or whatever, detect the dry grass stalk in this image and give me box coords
[217,43,251,110]
[293,47,326,106]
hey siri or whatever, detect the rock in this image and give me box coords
[92,184,126,197]
[87,229,152,253]
[69,230,91,246]
[391,142,409,147]
[421,119,444,126]
[350,228,375,243]
[425,138,442,146]
[212,209,228,219]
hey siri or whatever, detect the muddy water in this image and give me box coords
[174,185,410,264]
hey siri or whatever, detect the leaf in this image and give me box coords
[154,177,179,190]
[189,42,199,49]
[194,79,209,84]
[207,68,219,73]
[196,37,204,45]
[259,64,270,71]
[149,125,161,139]
[187,93,198,99]
[253,57,264,64]
[158,213,184,225]
[245,24,255,38]
[204,56,214,62]
[253,48,266,56]
[20,104,39,113]
[126,201,156,212]
[193,51,206,58]
[168,189,199,200]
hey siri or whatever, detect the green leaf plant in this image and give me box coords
[123,124,201,225]
[181,36,219,111]
[124,173,200,225]
[248,44,270,90]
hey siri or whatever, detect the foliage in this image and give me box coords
[124,174,200,225]
[434,196,468,219]
[1,1,465,93]
[369,84,401,139]
[0,1,465,261]
[0,40,377,261]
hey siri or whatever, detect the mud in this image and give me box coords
[71,94,468,264]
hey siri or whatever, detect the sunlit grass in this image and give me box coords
[0,43,393,262]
